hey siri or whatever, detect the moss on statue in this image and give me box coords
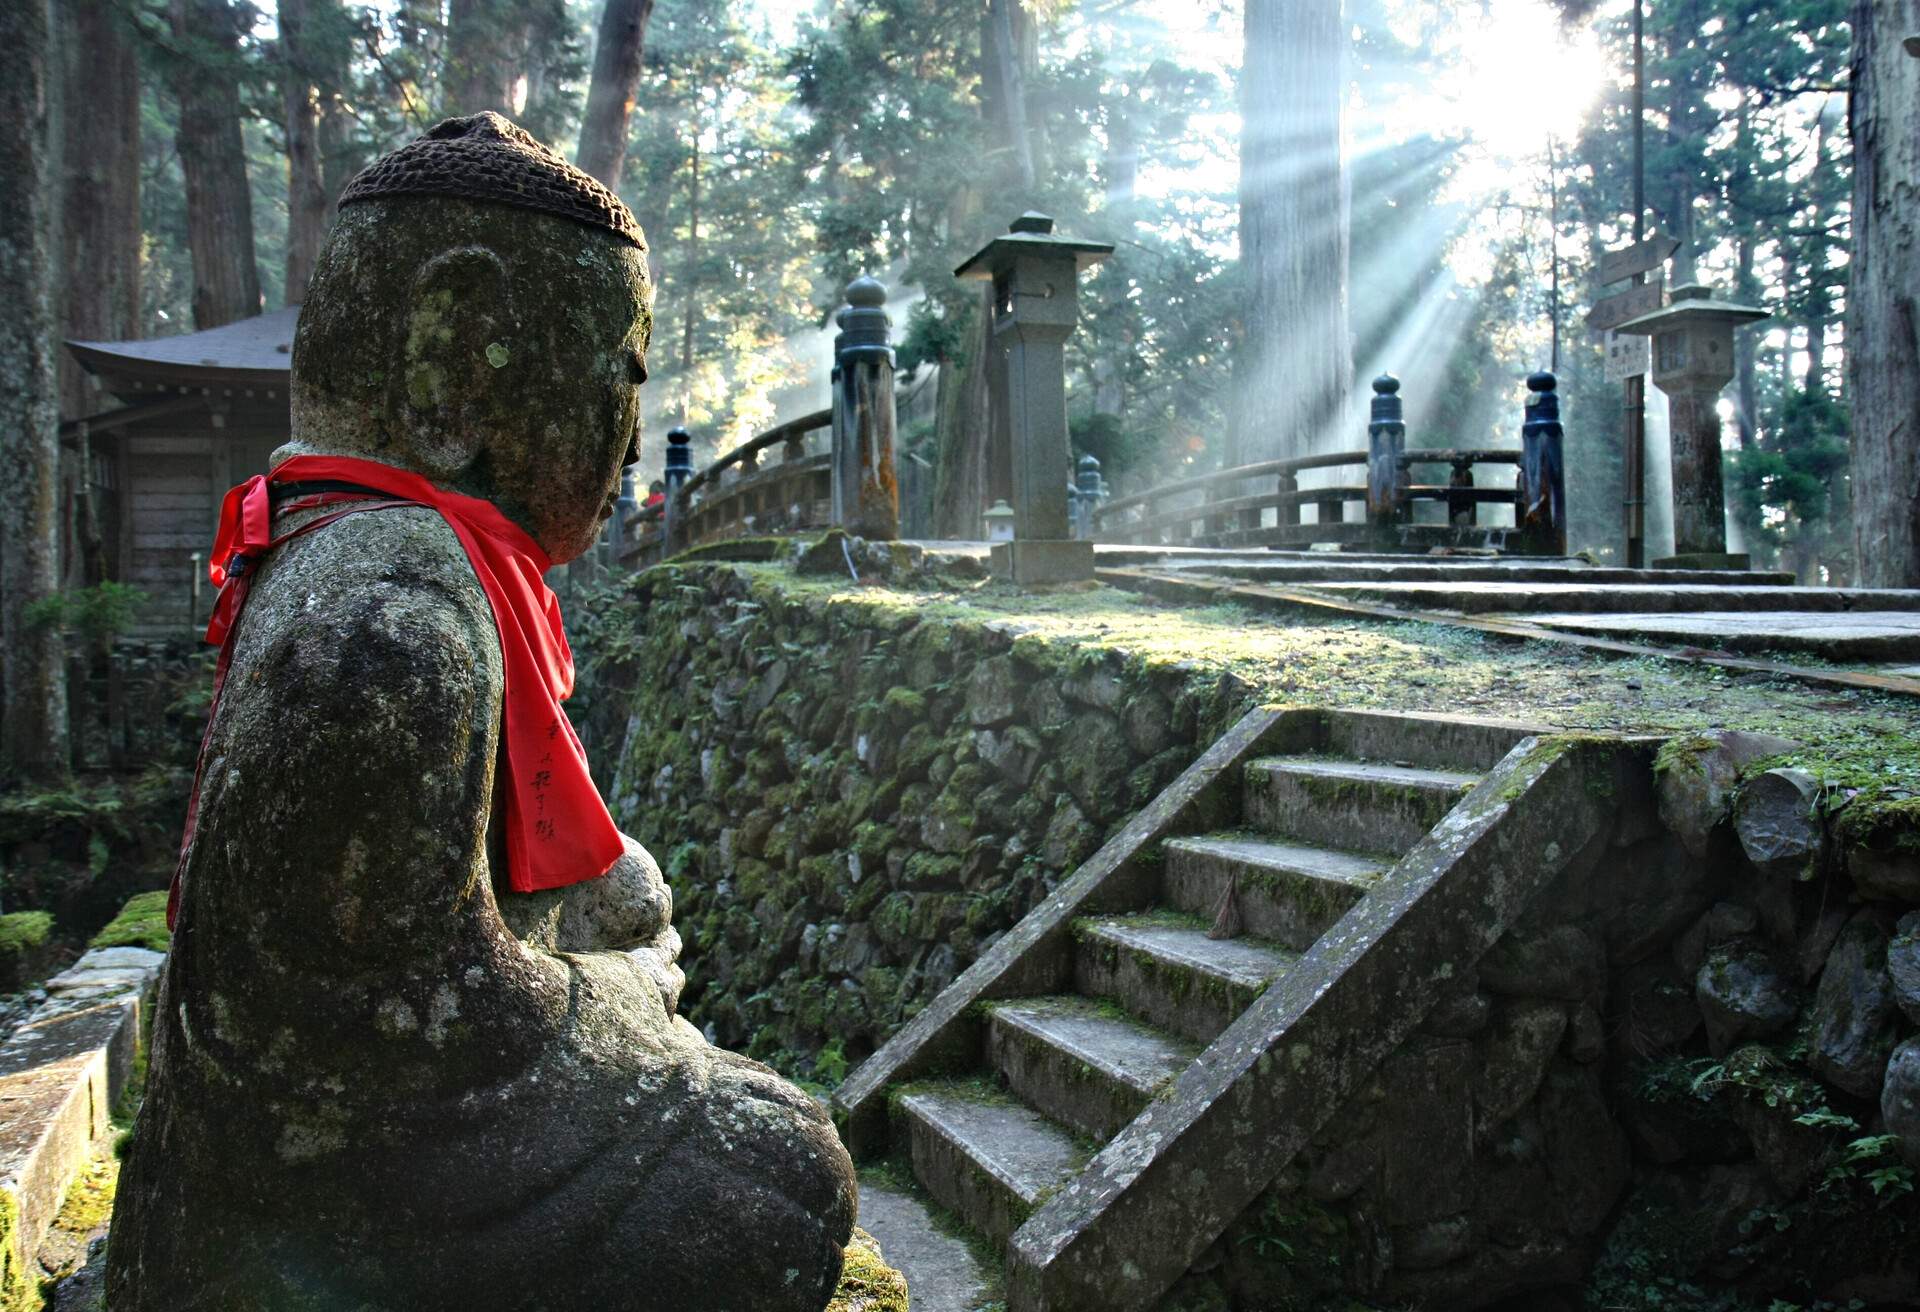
[823,1228,909,1312]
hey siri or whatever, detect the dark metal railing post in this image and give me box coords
[1366,374,1407,534]
[831,275,900,539]
[608,462,638,561]
[1279,469,1301,527]
[1449,457,1476,526]
[1519,371,1567,555]
[1072,453,1103,539]
[662,425,692,556]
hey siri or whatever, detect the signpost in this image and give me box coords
[1590,221,1671,568]
[1602,331,1651,383]
[1586,275,1665,334]
[1595,234,1680,289]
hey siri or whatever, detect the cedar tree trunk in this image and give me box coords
[1230,0,1351,464]
[1847,0,1920,586]
[0,0,72,779]
[168,0,262,329]
[575,0,653,191]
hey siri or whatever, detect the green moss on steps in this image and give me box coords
[89,890,170,954]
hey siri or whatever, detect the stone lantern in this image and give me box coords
[1615,283,1769,568]
[982,499,1016,543]
[955,212,1113,584]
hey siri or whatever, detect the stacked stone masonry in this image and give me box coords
[582,562,1251,1079]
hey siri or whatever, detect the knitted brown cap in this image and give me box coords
[338,111,645,250]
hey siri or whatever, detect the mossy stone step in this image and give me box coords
[1072,912,1294,1044]
[1162,831,1386,951]
[1320,708,1549,773]
[986,996,1199,1141]
[1243,755,1478,855]
[894,1084,1088,1247]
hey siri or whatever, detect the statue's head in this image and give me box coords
[288,113,652,562]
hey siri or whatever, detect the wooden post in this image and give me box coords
[1518,371,1567,555]
[1279,470,1300,527]
[831,275,900,539]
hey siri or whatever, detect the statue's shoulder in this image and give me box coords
[234,504,504,699]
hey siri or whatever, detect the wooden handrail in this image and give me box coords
[1096,452,1367,520]
[624,407,833,535]
[1095,446,1524,528]
[677,407,831,503]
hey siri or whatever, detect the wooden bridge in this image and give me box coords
[612,366,1568,567]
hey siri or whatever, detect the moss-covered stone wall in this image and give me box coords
[573,561,1250,1082]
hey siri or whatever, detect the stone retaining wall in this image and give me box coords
[588,558,1920,1308]
[579,562,1250,1080]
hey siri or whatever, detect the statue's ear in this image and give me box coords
[401,246,515,479]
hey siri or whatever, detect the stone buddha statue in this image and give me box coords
[106,114,857,1311]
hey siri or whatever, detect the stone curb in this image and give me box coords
[0,946,164,1275]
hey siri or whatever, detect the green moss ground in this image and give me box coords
[88,891,170,954]
[0,914,51,957]
[737,565,1920,794]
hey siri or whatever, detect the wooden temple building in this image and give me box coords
[63,306,297,633]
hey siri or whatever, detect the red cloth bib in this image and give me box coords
[171,455,622,929]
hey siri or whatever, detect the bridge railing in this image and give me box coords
[1092,372,1566,555]
[619,408,834,567]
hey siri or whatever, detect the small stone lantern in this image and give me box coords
[983,499,1016,543]
[955,212,1113,584]
[1615,283,1769,567]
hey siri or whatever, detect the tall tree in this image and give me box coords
[166,0,262,328]
[1232,0,1351,463]
[0,0,71,778]
[280,0,349,301]
[576,0,654,190]
[442,0,520,114]
[57,0,142,419]
[1846,0,1920,587]
[929,0,1040,537]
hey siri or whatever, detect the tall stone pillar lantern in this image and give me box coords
[1615,283,1769,568]
[955,212,1113,584]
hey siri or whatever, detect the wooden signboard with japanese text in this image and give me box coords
[1587,274,1665,333]
[1595,234,1681,288]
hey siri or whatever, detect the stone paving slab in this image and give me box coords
[856,1179,998,1312]
[1298,581,1920,615]
[1524,610,1920,660]
[1151,559,1800,587]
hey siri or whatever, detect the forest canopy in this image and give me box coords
[46,0,1865,574]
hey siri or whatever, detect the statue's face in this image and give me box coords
[290,201,654,563]
[480,237,652,563]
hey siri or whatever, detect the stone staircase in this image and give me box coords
[834,707,1621,1312]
